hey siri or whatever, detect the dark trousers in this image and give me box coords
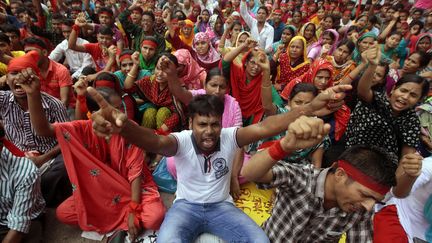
[0,218,43,243]
[41,153,71,207]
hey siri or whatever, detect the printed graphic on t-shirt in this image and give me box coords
[213,158,228,179]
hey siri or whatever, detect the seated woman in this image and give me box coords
[114,50,151,106]
[408,33,432,55]
[222,39,283,126]
[379,31,404,67]
[174,49,206,90]
[21,77,166,243]
[281,58,351,144]
[325,40,357,83]
[272,36,310,91]
[218,30,251,66]
[386,51,430,95]
[219,20,243,49]
[345,45,429,159]
[352,32,377,64]
[206,14,224,47]
[269,25,296,58]
[74,72,138,121]
[307,29,339,61]
[138,36,160,74]
[256,56,329,167]
[124,52,184,133]
[299,22,318,53]
[178,19,195,48]
[165,11,221,72]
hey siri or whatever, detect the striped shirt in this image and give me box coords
[0,91,69,153]
[0,147,45,233]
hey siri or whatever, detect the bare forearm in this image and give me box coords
[339,63,366,85]
[3,229,23,243]
[357,64,376,102]
[392,170,417,198]
[124,64,139,89]
[130,176,141,203]
[223,44,244,63]
[167,77,193,104]
[261,70,276,115]
[241,146,282,183]
[60,87,70,107]
[120,120,177,156]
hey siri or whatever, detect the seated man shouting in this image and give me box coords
[79,55,351,243]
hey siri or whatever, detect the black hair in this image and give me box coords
[205,68,225,84]
[86,87,119,113]
[23,37,47,50]
[368,15,379,25]
[98,7,114,17]
[0,32,10,44]
[142,11,155,21]
[289,83,318,101]
[157,52,179,67]
[337,39,355,54]
[411,51,430,69]
[387,30,402,39]
[98,26,114,36]
[231,21,242,30]
[1,24,20,37]
[51,12,64,21]
[120,49,134,57]
[174,10,187,20]
[15,6,29,16]
[347,25,359,34]
[188,94,224,119]
[257,6,269,15]
[62,19,74,27]
[322,30,336,41]
[81,66,97,76]
[142,35,158,46]
[337,145,397,188]
[409,20,424,32]
[412,8,424,15]
[395,74,430,99]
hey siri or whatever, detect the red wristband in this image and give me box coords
[268,140,290,161]
[72,24,80,33]
[77,95,88,114]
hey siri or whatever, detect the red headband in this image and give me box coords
[141,40,157,48]
[95,80,115,89]
[338,160,390,195]
[99,10,113,17]
[1,137,25,157]
[119,54,132,63]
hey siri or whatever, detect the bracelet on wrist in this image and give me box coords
[127,73,136,79]
[268,139,290,161]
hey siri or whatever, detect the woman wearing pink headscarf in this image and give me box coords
[165,13,221,71]
[174,49,207,90]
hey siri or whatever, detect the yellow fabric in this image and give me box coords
[234,182,274,226]
[156,107,171,128]
[0,51,25,75]
[142,107,172,129]
[339,233,346,243]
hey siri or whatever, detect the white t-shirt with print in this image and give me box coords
[171,127,239,204]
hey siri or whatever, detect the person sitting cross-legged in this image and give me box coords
[19,68,165,242]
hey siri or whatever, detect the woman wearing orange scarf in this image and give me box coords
[179,19,195,47]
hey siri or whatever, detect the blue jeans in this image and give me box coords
[157,199,269,243]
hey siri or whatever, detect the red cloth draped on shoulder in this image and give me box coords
[230,51,264,123]
[281,58,350,141]
[53,120,163,233]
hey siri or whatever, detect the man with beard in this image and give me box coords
[84,55,351,242]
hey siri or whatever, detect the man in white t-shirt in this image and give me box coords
[87,56,351,242]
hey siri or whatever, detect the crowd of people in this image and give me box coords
[0,0,431,242]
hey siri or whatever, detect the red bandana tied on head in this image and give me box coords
[141,40,158,49]
[7,50,43,83]
[338,160,391,195]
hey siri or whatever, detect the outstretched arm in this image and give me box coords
[357,44,380,103]
[236,84,351,147]
[241,116,330,183]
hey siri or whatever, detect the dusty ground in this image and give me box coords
[42,192,175,243]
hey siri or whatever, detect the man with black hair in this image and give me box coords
[119,0,166,54]
[241,116,422,242]
[49,19,94,80]
[23,37,74,107]
[0,24,23,51]
[69,17,117,72]
[0,124,45,243]
[80,55,351,242]
[240,0,274,51]
[0,32,24,76]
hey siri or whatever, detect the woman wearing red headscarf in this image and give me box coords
[281,58,351,144]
